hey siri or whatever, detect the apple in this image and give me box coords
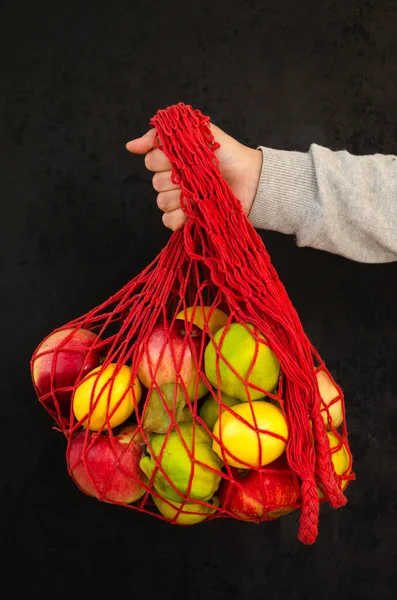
[316,370,343,429]
[318,431,351,499]
[219,456,300,521]
[212,401,288,469]
[175,306,229,336]
[137,321,207,400]
[67,425,148,504]
[199,392,241,431]
[32,328,101,415]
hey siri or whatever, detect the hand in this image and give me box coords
[126,123,262,231]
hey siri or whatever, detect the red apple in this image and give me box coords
[67,425,148,504]
[137,321,207,400]
[31,327,101,414]
[219,456,301,521]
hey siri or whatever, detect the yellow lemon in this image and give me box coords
[204,323,280,401]
[318,431,351,498]
[176,306,229,336]
[152,494,219,525]
[213,401,288,468]
[317,370,343,429]
[73,364,141,431]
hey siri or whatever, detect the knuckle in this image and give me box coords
[152,173,161,191]
[162,212,172,229]
[157,192,167,210]
[176,212,187,230]
[144,151,153,170]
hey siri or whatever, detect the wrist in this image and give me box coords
[242,147,263,216]
[248,146,318,236]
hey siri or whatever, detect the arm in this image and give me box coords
[127,127,397,264]
[249,145,397,263]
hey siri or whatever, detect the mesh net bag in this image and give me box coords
[31,103,354,544]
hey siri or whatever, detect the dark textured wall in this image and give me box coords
[2,0,397,598]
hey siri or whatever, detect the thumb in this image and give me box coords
[126,128,157,154]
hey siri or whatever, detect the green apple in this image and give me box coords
[199,393,241,431]
[204,323,280,401]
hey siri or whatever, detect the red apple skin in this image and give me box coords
[67,425,148,504]
[137,321,206,398]
[32,328,101,414]
[219,456,301,521]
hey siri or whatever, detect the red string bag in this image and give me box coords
[31,103,354,544]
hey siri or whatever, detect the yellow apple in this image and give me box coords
[176,306,228,336]
[318,431,351,498]
[204,323,280,402]
[317,370,343,429]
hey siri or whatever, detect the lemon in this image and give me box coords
[318,431,351,498]
[152,494,219,525]
[140,422,223,502]
[176,306,229,336]
[204,323,280,401]
[213,401,288,468]
[73,364,140,431]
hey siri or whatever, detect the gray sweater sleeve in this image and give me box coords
[248,144,397,263]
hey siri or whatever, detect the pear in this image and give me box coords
[140,422,223,503]
[142,383,192,433]
[152,494,219,525]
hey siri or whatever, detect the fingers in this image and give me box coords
[144,148,172,172]
[162,208,188,231]
[152,171,179,192]
[157,190,182,213]
[125,129,157,154]
[157,190,187,231]
[126,129,188,232]
[126,129,172,171]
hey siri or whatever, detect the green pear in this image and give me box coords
[140,422,223,502]
[142,383,192,433]
[199,393,241,431]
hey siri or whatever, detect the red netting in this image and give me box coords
[30,103,354,544]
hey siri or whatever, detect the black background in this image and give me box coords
[2,0,397,598]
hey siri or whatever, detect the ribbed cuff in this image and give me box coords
[248,146,318,239]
